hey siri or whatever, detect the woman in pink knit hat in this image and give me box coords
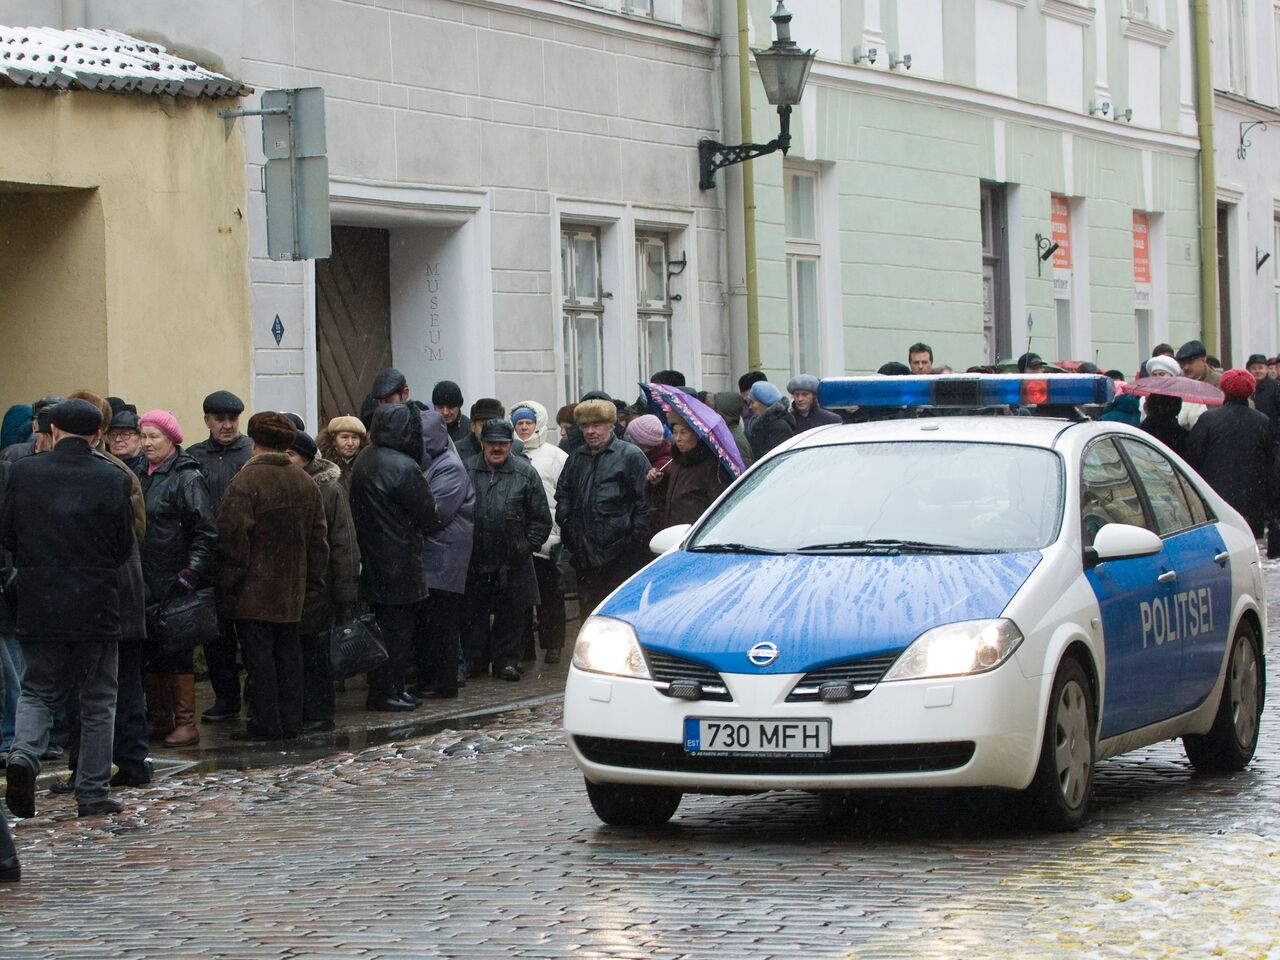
[137,410,218,748]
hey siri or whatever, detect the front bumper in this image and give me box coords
[563,663,1045,793]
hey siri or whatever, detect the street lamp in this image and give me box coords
[698,1,817,190]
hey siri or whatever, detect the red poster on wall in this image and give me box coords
[1051,194,1072,270]
[1132,211,1151,283]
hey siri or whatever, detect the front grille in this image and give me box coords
[574,735,975,776]
[786,652,900,702]
[643,649,732,702]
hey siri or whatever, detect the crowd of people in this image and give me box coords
[1,340,1276,880]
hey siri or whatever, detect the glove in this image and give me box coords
[176,569,200,593]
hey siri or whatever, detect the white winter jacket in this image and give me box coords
[512,399,568,559]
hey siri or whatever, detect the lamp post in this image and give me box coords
[698,1,817,190]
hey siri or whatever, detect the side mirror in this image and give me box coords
[1085,522,1162,566]
[649,524,692,556]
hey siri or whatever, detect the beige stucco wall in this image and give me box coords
[0,87,250,437]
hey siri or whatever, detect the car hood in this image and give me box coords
[598,550,1042,675]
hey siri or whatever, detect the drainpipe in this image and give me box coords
[737,0,762,372]
[1192,0,1218,353]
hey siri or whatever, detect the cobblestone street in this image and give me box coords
[4,574,1280,958]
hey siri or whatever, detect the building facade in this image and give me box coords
[745,0,1204,378]
[1211,0,1280,363]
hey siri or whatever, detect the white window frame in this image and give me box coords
[785,166,824,375]
[1225,0,1250,95]
[560,225,607,402]
[1273,216,1280,350]
[635,231,674,381]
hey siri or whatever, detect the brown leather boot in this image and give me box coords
[163,674,200,747]
[145,673,174,739]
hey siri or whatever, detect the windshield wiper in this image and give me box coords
[688,542,784,555]
[796,538,980,555]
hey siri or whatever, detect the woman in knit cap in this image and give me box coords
[625,413,673,539]
[746,380,796,461]
[1185,369,1276,538]
[137,410,217,747]
[663,409,733,528]
[786,374,841,433]
[318,415,367,494]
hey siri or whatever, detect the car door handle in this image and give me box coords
[1157,570,1177,584]
[1213,551,1229,564]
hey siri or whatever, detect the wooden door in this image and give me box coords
[316,225,392,427]
[1217,205,1232,366]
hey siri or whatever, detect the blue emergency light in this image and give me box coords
[817,374,1116,409]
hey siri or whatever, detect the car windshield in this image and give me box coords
[688,441,1063,554]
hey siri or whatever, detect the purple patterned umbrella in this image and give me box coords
[640,382,745,478]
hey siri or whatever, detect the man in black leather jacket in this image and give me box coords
[350,403,444,711]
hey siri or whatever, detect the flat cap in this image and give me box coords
[480,419,515,443]
[371,368,407,400]
[1247,353,1268,366]
[50,398,104,437]
[203,390,245,415]
[290,430,318,463]
[1175,340,1207,362]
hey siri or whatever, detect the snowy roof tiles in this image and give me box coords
[0,26,248,99]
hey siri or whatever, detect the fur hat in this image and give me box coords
[574,398,617,425]
[326,415,366,438]
[787,374,820,395]
[1220,368,1257,400]
[140,409,183,444]
[247,411,297,451]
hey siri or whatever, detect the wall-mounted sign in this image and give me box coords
[272,314,285,346]
[1133,211,1152,310]
[1051,194,1072,300]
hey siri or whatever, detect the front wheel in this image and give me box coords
[1183,621,1264,772]
[1025,657,1096,831]
[584,778,682,826]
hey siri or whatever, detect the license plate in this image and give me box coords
[684,718,831,756]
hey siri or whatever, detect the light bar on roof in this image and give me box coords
[817,374,1116,409]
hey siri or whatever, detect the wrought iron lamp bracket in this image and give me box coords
[698,106,793,190]
[1239,120,1269,160]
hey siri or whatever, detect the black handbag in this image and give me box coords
[147,586,219,655]
[327,613,388,680]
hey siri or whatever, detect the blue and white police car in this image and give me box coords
[563,375,1266,830]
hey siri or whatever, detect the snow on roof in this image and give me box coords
[0,26,248,99]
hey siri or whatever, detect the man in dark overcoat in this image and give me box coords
[1,399,134,818]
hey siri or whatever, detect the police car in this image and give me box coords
[563,375,1266,830]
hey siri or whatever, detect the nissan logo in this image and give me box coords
[747,641,779,667]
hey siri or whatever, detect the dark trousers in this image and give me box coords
[0,795,14,863]
[414,590,462,696]
[465,574,527,673]
[68,638,149,780]
[204,617,241,708]
[299,630,333,724]
[369,602,418,700]
[525,555,565,652]
[575,562,634,621]
[237,620,302,738]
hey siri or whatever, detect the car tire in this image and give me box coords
[1183,621,1264,772]
[584,778,682,826]
[1026,657,1095,832]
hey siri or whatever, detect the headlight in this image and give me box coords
[881,619,1023,682]
[572,616,652,680]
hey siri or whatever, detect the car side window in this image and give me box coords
[1119,439,1196,536]
[1174,469,1212,526]
[1080,439,1149,548]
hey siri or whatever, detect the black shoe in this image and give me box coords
[0,856,19,882]
[5,757,35,818]
[394,692,418,709]
[109,763,153,788]
[544,647,562,665]
[77,796,124,817]
[496,665,521,682]
[418,689,458,700]
[300,719,334,733]
[365,697,415,713]
[201,700,241,722]
[40,745,63,761]
[230,727,278,742]
[49,776,76,795]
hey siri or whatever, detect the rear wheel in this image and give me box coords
[1026,657,1095,831]
[1183,621,1264,772]
[584,778,682,826]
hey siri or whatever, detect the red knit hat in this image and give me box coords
[1219,368,1256,400]
[139,409,183,444]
